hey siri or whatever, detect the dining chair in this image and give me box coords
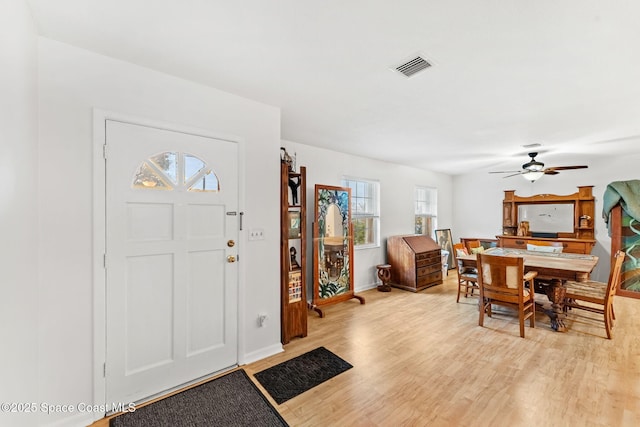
[465,239,482,253]
[452,243,478,303]
[477,253,538,338]
[525,240,564,292]
[563,250,625,339]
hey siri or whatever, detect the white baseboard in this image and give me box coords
[240,343,284,365]
[41,411,94,427]
[355,282,377,292]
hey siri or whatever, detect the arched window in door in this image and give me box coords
[132,151,220,192]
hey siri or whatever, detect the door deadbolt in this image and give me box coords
[227,240,235,247]
[227,255,236,263]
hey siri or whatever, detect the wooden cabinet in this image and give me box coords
[499,186,596,254]
[387,235,442,292]
[280,163,307,344]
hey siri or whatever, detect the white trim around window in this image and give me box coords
[415,186,437,236]
[341,177,380,249]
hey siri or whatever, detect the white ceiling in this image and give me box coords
[26,0,640,175]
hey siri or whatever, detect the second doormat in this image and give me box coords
[253,347,353,404]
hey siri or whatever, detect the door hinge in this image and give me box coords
[239,212,244,230]
[103,362,106,377]
[103,253,107,269]
[103,144,107,159]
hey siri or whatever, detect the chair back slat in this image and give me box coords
[479,254,524,287]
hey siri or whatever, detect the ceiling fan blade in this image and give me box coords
[544,165,588,171]
[489,170,521,174]
[503,172,523,178]
[544,170,560,175]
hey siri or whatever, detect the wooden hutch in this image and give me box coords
[387,235,442,292]
[498,186,596,254]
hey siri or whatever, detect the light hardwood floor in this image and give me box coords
[97,273,640,427]
[245,273,640,427]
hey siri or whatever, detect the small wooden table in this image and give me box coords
[458,248,599,332]
[376,264,392,292]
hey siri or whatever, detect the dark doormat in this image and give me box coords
[253,346,353,404]
[110,369,288,427]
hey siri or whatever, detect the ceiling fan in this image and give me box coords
[489,152,588,182]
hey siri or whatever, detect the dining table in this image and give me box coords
[458,247,599,332]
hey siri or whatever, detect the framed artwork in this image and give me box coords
[435,228,454,270]
[288,210,301,239]
[311,184,364,317]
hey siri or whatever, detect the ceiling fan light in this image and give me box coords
[522,160,544,171]
[522,170,544,182]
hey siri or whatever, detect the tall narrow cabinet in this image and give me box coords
[280,163,307,344]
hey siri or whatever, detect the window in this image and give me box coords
[415,186,437,236]
[132,151,219,192]
[341,177,380,248]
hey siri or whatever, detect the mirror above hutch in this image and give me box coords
[498,186,596,254]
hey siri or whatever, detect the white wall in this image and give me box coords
[36,38,282,426]
[452,153,640,282]
[0,1,39,426]
[281,140,453,294]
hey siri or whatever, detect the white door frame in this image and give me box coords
[92,109,247,421]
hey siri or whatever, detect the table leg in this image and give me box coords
[544,279,567,332]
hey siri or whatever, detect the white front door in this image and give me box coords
[104,120,239,404]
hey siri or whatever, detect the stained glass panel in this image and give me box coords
[620,210,640,293]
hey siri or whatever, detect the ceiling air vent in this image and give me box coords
[394,56,432,78]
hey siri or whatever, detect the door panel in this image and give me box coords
[127,203,174,241]
[187,250,225,355]
[125,253,174,374]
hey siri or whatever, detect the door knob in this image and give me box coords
[227,255,236,263]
